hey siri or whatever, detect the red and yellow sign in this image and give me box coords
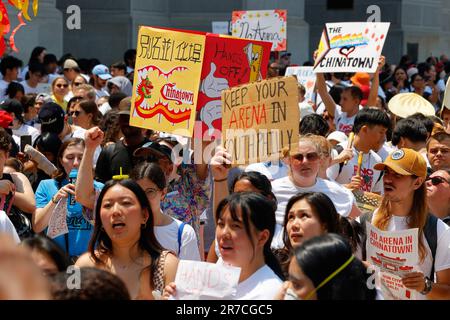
[130,27,206,137]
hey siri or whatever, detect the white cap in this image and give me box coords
[327,131,348,144]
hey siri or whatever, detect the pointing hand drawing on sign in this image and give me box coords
[200,62,229,98]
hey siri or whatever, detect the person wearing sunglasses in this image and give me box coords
[368,148,450,300]
[70,99,102,130]
[427,132,450,171]
[270,134,361,249]
[427,169,450,226]
[50,77,70,112]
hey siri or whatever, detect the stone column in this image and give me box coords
[6,0,63,61]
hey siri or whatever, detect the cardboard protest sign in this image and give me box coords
[366,222,419,300]
[314,22,390,73]
[231,10,287,51]
[285,66,316,102]
[196,34,271,139]
[130,26,206,137]
[221,76,299,165]
[174,260,241,300]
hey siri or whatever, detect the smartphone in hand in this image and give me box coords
[20,135,32,153]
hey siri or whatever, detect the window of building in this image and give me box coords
[327,0,354,10]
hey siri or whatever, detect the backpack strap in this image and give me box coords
[333,144,345,175]
[423,214,438,282]
[360,211,374,261]
[177,222,186,256]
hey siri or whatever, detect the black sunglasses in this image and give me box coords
[427,176,449,186]
[69,111,81,117]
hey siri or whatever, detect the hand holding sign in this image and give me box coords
[173,260,241,299]
[200,62,229,98]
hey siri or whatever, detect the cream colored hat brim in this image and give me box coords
[442,77,450,110]
[388,92,435,118]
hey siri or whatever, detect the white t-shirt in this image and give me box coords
[0,79,11,102]
[377,142,394,161]
[154,216,201,261]
[217,259,282,300]
[334,105,362,136]
[99,102,112,115]
[327,143,384,193]
[0,210,20,244]
[245,161,289,181]
[19,80,40,94]
[95,88,109,100]
[271,176,355,248]
[12,124,41,147]
[371,211,450,300]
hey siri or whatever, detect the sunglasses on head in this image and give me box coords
[56,84,69,88]
[427,176,449,186]
[292,152,319,162]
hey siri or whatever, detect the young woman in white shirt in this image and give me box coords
[164,192,283,300]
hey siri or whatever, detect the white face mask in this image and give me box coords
[284,287,300,300]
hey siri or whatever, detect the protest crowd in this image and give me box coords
[0,22,450,302]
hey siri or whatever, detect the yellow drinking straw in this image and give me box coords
[112,167,129,180]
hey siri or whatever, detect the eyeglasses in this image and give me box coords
[144,188,160,199]
[63,68,71,72]
[69,111,81,117]
[427,176,449,186]
[73,82,84,86]
[292,152,320,162]
[56,84,69,88]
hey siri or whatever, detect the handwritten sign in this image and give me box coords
[130,26,206,137]
[231,10,287,51]
[196,34,271,139]
[366,222,419,300]
[221,76,299,165]
[174,260,241,300]
[47,198,68,239]
[314,22,390,73]
[285,66,316,102]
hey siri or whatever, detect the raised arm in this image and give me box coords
[367,56,385,107]
[210,146,231,221]
[11,172,36,214]
[75,127,104,209]
[316,72,338,118]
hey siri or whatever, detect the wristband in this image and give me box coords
[213,177,228,183]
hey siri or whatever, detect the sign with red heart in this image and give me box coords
[313,22,390,73]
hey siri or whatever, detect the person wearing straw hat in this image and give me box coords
[388,92,436,128]
[440,77,450,133]
[365,148,450,299]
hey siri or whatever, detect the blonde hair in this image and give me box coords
[282,134,323,158]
